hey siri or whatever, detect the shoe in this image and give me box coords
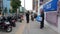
[40,27,44,29]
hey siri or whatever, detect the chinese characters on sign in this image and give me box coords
[46,3,51,9]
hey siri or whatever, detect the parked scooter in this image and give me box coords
[10,16,16,27]
[7,16,16,27]
[0,17,12,32]
[18,15,23,22]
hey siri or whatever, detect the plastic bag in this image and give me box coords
[36,15,42,22]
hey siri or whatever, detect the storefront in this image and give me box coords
[39,0,60,33]
[43,0,60,34]
[43,0,58,27]
[36,0,60,34]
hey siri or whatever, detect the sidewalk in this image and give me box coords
[23,20,58,34]
[0,22,22,34]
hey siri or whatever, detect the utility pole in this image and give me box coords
[38,0,40,15]
[2,0,3,16]
[35,0,36,12]
[24,0,26,12]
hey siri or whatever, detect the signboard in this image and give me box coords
[43,0,58,12]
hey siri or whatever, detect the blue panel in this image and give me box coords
[43,0,58,12]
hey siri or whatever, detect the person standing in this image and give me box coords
[40,9,44,29]
[31,12,34,21]
[26,11,30,23]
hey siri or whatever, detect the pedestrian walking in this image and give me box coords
[40,9,44,29]
[31,12,34,21]
[26,11,30,23]
[34,13,37,18]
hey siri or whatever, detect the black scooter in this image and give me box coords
[10,17,16,27]
[0,17,12,32]
[18,15,22,22]
[7,16,16,27]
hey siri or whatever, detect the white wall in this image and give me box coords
[58,17,60,34]
[21,0,24,7]
[44,12,58,32]
[21,0,33,10]
[25,0,33,10]
[44,11,60,33]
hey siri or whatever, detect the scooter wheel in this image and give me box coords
[6,26,12,32]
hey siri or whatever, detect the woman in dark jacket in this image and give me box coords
[26,11,30,23]
[40,9,44,29]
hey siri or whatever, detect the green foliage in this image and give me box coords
[10,9,16,13]
[11,0,21,12]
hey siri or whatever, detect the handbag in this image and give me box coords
[36,15,42,22]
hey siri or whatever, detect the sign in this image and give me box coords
[43,0,58,12]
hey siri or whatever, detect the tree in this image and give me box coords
[11,0,21,12]
[11,0,21,19]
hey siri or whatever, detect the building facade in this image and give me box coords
[33,0,38,12]
[0,0,3,15]
[0,0,10,15]
[40,0,59,33]
[3,0,10,14]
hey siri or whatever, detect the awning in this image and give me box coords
[43,0,58,12]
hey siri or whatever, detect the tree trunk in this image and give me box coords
[15,9,18,20]
[13,9,18,20]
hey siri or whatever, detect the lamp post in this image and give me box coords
[2,0,4,16]
[38,0,40,15]
[24,0,26,12]
[35,0,36,12]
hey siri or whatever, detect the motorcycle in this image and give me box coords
[10,17,16,27]
[0,17,12,32]
[18,15,23,22]
[7,16,16,27]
